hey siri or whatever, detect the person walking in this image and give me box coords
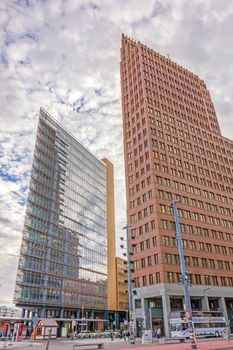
[157,328,161,339]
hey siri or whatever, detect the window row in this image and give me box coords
[162,235,232,256]
[163,253,231,270]
[130,205,154,223]
[130,221,156,239]
[159,204,233,228]
[166,272,233,287]
[156,176,233,205]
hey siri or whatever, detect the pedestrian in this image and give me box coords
[153,328,157,338]
[157,327,161,339]
[110,330,114,341]
[123,330,127,341]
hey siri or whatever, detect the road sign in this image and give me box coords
[185,311,190,319]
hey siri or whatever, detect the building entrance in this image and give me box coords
[151,318,163,337]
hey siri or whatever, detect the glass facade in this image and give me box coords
[14,108,107,316]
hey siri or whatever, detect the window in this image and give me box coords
[167,272,174,283]
[163,236,170,246]
[130,214,136,223]
[155,272,160,283]
[140,241,144,251]
[192,257,199,267]
[195,274,202,285]
[201,258,208,268]
[152,236,157,247]
[221,277,227,286]
[147,274,153,285]
[209,259,215,269]
[142,276,147,286]
[160,204,166,213]
[164,253,172,264]
[204,275,211,285]
[154,254,159,264]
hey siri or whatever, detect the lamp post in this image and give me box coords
[122,225,135,344]
[171,200,197,349]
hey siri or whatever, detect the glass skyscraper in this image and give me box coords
[14,108,109,319]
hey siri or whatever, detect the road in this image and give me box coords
[0,337,233,350]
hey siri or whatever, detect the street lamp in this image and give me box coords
[121,225,135,344]
[171,200,197,349]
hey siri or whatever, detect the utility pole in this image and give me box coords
[171,200,197,349]
[122,225,135,344]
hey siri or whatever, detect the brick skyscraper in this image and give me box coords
[120,35,233,336]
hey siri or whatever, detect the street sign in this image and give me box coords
[185,311,190,319]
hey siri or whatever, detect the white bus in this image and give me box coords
[170,311,227,338]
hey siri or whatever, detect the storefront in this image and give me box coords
[33,319,58,340]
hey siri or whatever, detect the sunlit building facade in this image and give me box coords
[121,35,233,336]
[14,108,110,323]
[116,257,128,313]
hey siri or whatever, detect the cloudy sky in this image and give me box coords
[1,0,233,306]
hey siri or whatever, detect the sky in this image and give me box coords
[0,0,233,306]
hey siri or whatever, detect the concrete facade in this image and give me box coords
[133,284,233,336]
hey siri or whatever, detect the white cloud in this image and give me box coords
[0,0,233,306]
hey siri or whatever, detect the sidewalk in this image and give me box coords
[0,337,233,350]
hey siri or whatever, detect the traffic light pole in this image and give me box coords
[171,200,197,349]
